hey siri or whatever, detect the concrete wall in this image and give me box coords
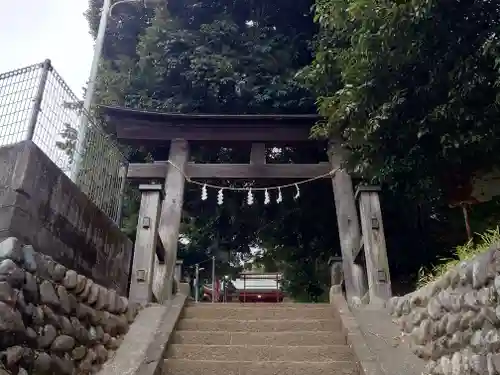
[0,236,140,374]
[388,245,500,375]
[0,141,133,295]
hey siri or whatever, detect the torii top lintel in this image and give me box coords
[101,105,323,144]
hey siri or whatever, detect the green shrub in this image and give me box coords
[417,227,500,287]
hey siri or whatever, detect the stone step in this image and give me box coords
[183,306,339,320]
[167,344,354,362]
[163,359,358,375]
[171,330,347,345]
[176,318,341,332]
[185,302,332,308]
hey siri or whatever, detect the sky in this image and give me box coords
[0,1,95,167]
[0,0,94,95]
[0,1,263,255]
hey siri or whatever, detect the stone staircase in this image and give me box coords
[163,302,359,375]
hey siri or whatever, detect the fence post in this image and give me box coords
[26,59,51,141]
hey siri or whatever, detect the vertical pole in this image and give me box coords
[212,256,216,303]
[195,264,199,303]
[128,184,163,306]
[115,163,128,226]
[243,275,246,303]
[356,186,392,307]
[222,278,225,303]
[250,143,266,165]
[158,139,190,301]
[462,203,472,240]
[72,0,112,181]
[26,59,51,141]
[175,260,183,283]
[330,258,343,295]
[328,141,368,306]
[276,274,279,303]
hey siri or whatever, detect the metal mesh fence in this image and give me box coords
[0,63,43,144]
[0,60,128,223]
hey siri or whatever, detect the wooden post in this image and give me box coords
[175,260,184,282]
[158,139,189,301]
[328,142,368,305]
[250,143,266,165]
[461,203,472,240]
[129,184,163,306]
[329,256,343,285]
[355,186,392,306]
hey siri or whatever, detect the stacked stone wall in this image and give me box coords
[0,237,139,375]
[388,245,500,374]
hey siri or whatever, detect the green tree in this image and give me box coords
[299,0,500,288]
[85,0,495,299]
[304,0,500,201]
[86,0,339,300]
[90,0,316,114]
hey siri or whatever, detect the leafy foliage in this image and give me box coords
[301,0,500,293]
[304,0,500,202]
[55,123,78,165]
[90,0,316,114]
[417,227,500,287]
[85,0,500,300]
[86,0,339,300]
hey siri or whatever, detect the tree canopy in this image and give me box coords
[300,0,500,289]
[304,0,500,202]
[85,0,500,300]
[87,0,316,114]
[86,0,339,300]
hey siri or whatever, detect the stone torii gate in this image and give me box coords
[102,106,392,307]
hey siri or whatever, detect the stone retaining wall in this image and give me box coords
[388,245,500,374]
[0,141,133,296]
[0,237,140,375]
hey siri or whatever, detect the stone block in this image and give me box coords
[0,141,133,295]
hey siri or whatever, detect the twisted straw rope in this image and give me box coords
[166,160,339,192]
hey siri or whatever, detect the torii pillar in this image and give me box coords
[157,139,189,301]
[355,185,392,307]
[328,140,368,306]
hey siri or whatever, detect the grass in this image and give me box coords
[416,227,500,287]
